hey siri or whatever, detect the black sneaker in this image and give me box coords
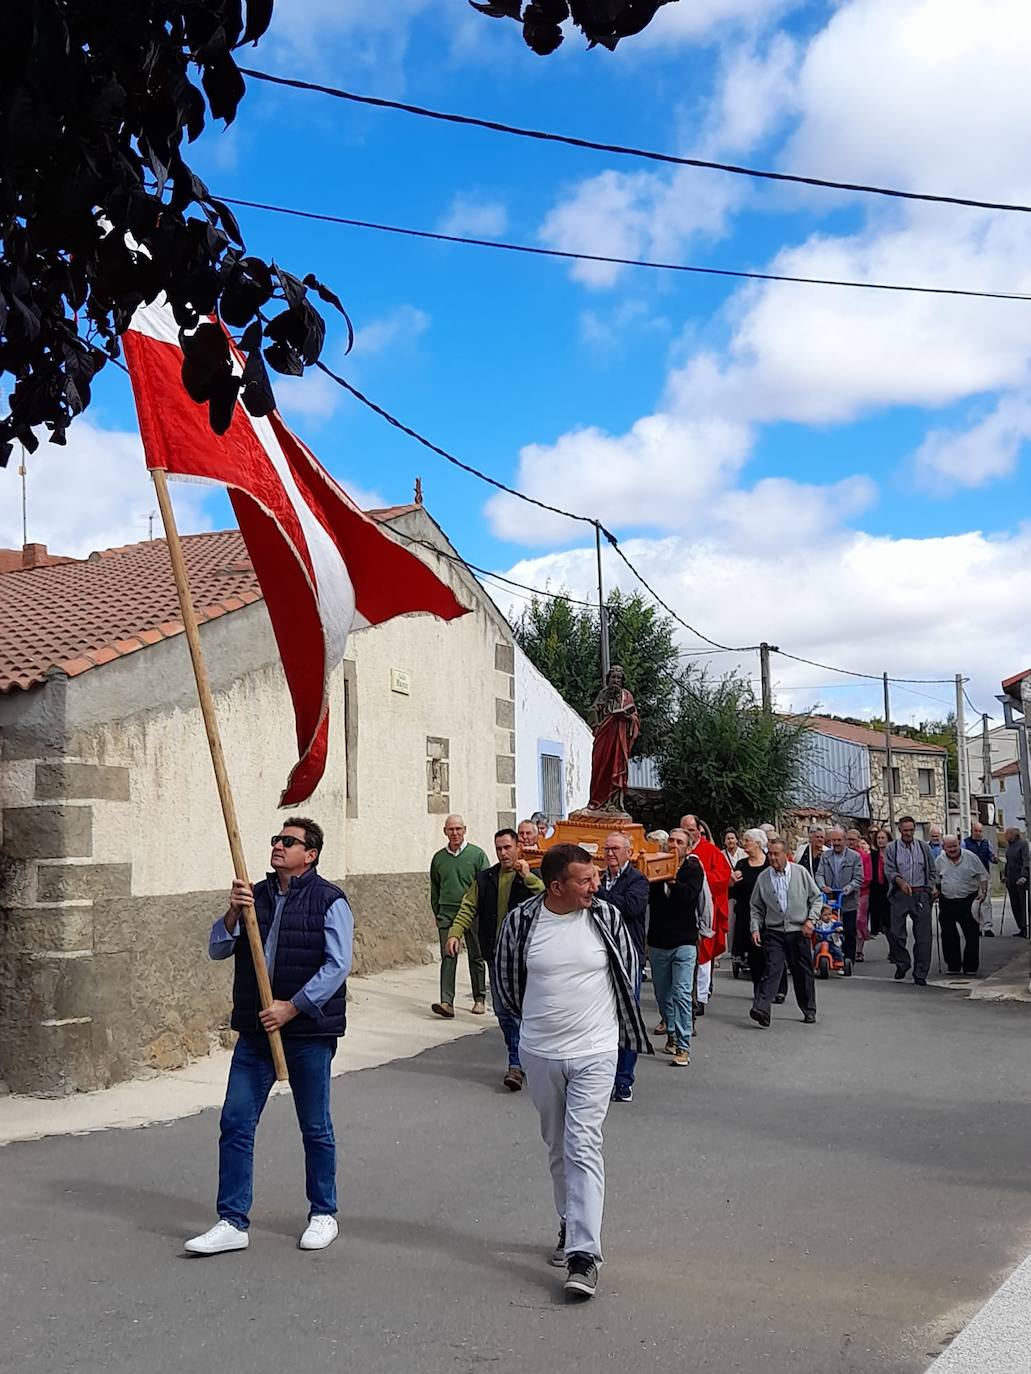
[564,1252,598,1299]
[893,967,907,981]
[550,1223,566,1268]
[749,1006,770,1028]
[611,1083,633,1103]
[913,976,927,986]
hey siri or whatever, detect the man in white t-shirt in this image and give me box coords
[494,843,650,1302]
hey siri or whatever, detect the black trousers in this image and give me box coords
[939,895,980,974]
[748,943,789,998]
[841,907,857,964]
[753,929,815,1016]
[1006,881,1028,935]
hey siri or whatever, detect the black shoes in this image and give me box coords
[946,967,962,976]
[913,976,927,986]
[565,1252,599,1300]
[773,993,787,1004]
[550,1223,567,1268]
[984,930,995,938]
[749,1007,771,1028]
[803,1012,817,1024]
[611,1083,633,1103]
[893,967,907,981]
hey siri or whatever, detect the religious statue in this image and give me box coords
[588,664,641,812]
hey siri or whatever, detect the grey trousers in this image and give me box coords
[888,890,932,979]
[521,1048,617,1263]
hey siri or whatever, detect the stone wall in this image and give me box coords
[867,748,948,831]
[0,859,436,1095]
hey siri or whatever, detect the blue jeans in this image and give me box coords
[649,944,696,1050]
[217,1033,337,1230]
[489,983,521,1068]
[614,963,644,1092]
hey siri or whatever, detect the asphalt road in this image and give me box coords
[3,935,1030,1374]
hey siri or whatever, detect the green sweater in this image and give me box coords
[430,843,489,919]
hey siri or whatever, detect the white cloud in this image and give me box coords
[354,304,430,356]
[486,412,753,543]
[263,0,432,76]
[502,521,1031,719]
[914,394,1031,487]
[784,0,1031,202]
[2,420,211,558]
[631,0,799,48]
[537,34,798,288]
[438,194,508,239]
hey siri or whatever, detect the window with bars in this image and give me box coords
[540,753,564,823]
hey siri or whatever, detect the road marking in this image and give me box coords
[926,1253,1031,1374]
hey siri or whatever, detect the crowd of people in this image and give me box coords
[177,805,1030,1310]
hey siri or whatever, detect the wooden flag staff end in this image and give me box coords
[151,467,288,1083]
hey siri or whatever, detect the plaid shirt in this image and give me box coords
[493,893,652,1056]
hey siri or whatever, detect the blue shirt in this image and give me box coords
[209,893,354,1021]
[771,867,790,912]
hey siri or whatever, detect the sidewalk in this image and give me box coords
[0,953,492,1147]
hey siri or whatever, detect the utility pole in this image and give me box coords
[883,672,896,834]
[981,713,992,796]
[955,674,970,838]
[759,642,777,714]
[594,522,610,683]
[18,441,27,546]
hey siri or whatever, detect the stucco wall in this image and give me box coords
[514,648,593,818]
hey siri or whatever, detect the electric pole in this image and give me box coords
[759,642,777,714]
[883,672,896,833]
[981,713,992,796]
[18,441,27,547]
[594,522,610,683]
[955,674,970,838]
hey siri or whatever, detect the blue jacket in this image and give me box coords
[231,866,348,1038]
[599,863,651,955]
[963,836,995,870]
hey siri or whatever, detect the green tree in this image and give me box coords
[654,669,812,833]
[512,588,678,756]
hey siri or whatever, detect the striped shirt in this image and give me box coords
[493,893,652,1056]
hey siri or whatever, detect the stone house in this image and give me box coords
[796,716,948,836]
[0,503,591,1096]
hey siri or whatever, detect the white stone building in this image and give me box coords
[0,503,591,1094]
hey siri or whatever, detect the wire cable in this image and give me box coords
[222,196,1031,305]
[240,68,1031,218]
[773,648,958,686]
[317,361,599,530]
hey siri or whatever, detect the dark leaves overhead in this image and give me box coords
[469,0,671,52]
[0,0,340,468]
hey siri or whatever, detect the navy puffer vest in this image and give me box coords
[231,866,348,1038]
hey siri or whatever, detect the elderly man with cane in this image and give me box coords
[936,835,988,976]
[185,818,353,1256]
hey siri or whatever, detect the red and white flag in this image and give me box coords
[123,300,467,806]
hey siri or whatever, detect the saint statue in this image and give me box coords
[588,664,641,812]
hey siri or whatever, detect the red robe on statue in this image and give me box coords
[588,688,640,809]
[693,837,731,965]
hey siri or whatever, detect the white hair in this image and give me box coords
[742,827,768,853]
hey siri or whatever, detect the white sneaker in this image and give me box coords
[299,1215,338,1251]
[184,1220,249,1256]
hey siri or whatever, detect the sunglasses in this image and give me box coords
[270,834,309,849]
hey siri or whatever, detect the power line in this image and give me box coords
[222,196,1031,306]
[317,361,599,530]
[240,68,1031,219]
[773,648,958,686]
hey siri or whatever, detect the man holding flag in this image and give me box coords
[122,298,468,1253]
[186,818,353,1256]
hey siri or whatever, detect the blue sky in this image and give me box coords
[6,0,1031,726]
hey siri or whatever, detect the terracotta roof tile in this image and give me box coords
[0,530,259,693]
[808,715,948,755]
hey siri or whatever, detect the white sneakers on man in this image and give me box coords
[299,1215,338,1250]
[184,1220,249,1255]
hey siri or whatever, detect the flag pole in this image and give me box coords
[151,467,288,1083]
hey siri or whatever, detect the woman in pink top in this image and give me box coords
[846,828,873,960]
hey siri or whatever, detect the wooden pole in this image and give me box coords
[151,468,288,1082]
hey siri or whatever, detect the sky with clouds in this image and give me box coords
[4,0,1031,729]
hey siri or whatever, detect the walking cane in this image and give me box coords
[933,895,943,975]
[998,884,1009,937]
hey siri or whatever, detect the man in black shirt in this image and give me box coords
[600,832,649,1103]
